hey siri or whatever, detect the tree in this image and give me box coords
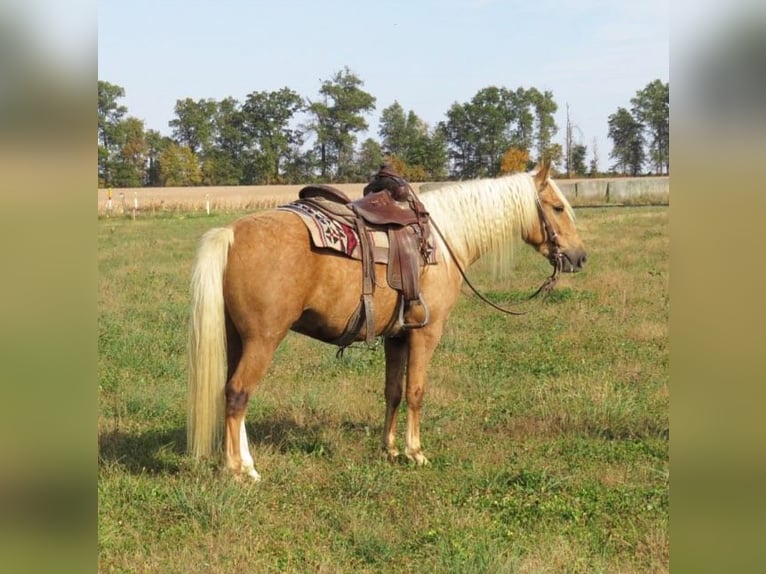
[145,129,167,187]
[422,125,449,180]
[356,138,384,180]
[528,88,559,162]
[203,97,246,185]
[97,81,150,187]
[631,79,669,174]
[98,80,127,186]
[241,87,304,184]
[500,147,530,174]
[569,143,588,177]
[443,91,504,179]
[378,102,448,180]
[386,155,426,182]
[547,143,564,174]
[464,87,514,177]
[378,101,408,158]
[112,117,148,187]
[507,87,535,153]
[442,102,477,178]
[169,98,217,156]
[158,143,202,186]
[442,86,558,179]
[307,67,376,181]
[608,107,645,175]
[281,143,319,184]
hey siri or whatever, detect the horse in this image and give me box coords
[187,159,587,481]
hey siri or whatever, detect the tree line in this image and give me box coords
[98,67,668,187]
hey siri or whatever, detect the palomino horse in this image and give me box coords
[188,160,586,481]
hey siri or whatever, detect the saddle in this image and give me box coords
[296,167,435,348]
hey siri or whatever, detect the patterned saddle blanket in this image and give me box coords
[277,199,393,264]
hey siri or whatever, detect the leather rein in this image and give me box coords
[405,178,563,316]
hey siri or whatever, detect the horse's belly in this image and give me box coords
[290,265,400,343]
[290,309,350,341]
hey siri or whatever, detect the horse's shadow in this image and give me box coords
[98,417,363,475]
[98,426,187,474]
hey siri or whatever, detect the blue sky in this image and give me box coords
[98,0,668,171]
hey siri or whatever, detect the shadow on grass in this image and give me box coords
[98,416,371,475]
[98,426,187,475]
[245,417,356,459]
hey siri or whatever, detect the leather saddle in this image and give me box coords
[300,183,421,227]
[297,178,435,349]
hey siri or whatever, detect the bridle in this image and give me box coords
[527,193,564,299]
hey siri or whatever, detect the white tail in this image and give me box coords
[187,227,235,459]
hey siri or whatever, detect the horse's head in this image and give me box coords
[524,159,587,273]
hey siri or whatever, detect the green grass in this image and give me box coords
[98,207,668,573]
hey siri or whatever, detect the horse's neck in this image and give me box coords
[423,176,535,268]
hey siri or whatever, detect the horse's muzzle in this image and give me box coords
[559,249,587,273]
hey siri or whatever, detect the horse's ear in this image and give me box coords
[533,158,552,192]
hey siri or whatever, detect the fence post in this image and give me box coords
[106,187,113,217]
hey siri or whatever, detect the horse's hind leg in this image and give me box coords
[382,336,408,461]
[224,337,280,481]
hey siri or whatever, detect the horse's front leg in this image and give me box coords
[404,324,443,466]
[382,336,408,461]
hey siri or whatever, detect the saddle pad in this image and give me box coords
[277,201,390,263]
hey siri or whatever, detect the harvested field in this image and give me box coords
[96,183,430,216]
[96,176,669,216]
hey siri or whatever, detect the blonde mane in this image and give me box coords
[419,172,541,268]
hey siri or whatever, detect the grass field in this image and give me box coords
[98,205,669,573]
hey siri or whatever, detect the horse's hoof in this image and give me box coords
[384,448,400,463]
[405,450,429,466]
[227,464,262,483]
[243,465,262,482]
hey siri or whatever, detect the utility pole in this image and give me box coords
[589,137,600,177]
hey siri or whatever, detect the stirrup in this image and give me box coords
[399,294,430,330]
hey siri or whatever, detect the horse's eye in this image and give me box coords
[553,206,565,213]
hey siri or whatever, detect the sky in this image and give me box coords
[97,0,669,172]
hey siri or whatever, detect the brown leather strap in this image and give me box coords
[355,216,377,347]
[330,218,377,351]
[332,300,366,351]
